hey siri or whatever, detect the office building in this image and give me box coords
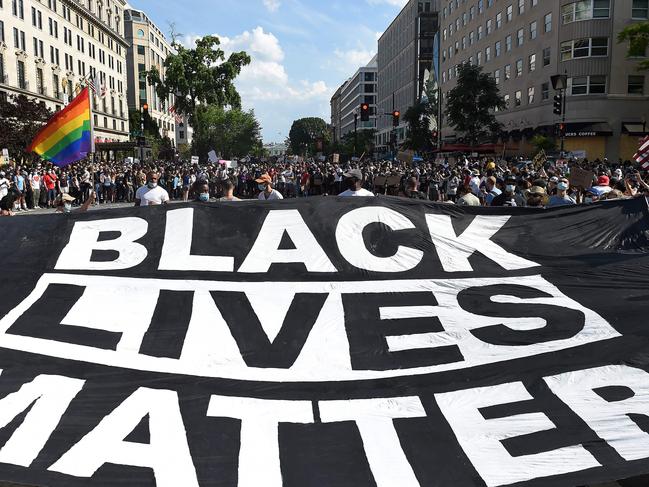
[124,8,178,144]
[330,81,347,144]
[0,0,130,143]
[439,0,649,159]
[376,0,440,153]
[337,55,378,139]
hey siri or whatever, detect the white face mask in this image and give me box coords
[557,182,569,191]
[147,181,158,189]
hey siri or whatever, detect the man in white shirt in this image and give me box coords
[339,169,374,197]
[0,172,9,200]
[135,172,170,206]
[256,173,284,200]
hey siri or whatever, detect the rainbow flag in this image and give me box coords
[28,87,92,167]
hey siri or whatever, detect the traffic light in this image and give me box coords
[360,103,370,122]
[559,123,566,137]
[553,94,563,116]
[432,130,439,141]
[392,110,400,127]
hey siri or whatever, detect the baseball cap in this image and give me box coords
[255,174,272,184]
[343,169,363,180]
[61,194,76,203]
[529,186,546,196]
[597,175,610,186]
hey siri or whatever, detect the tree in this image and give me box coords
[288,117,330,156]
[128,108,161,139]
[445,63,506,146]
[0,94,52,163]
[404,78,437,152]
[530,134,556,155]
[151,136,176,161]
[339,129,376,158]
[618,23,649,70]
[146,36,251,126]
[191,106,262,160]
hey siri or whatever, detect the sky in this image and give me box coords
[126,0,409,143]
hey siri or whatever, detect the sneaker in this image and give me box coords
[34,206,41,209]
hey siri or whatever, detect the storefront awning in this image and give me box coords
[564,122,613,137]
[622,123,649,136]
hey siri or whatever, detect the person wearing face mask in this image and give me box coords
[490,177,519,207]
[135,172,170,207]
[54,191,95,214]
[547,178,576,207]
[256,173,283,200]
[193,181,212,203]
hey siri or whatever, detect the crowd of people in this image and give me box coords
[1,154,648,215]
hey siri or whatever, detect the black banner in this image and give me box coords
[1,197,649,487]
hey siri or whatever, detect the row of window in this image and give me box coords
[444,0,546,41]
[443,0,540,20]
[496,75,645,112]
[443,14,551,65]
[6,0,124,57]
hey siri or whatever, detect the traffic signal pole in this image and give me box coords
[561,90,567,157]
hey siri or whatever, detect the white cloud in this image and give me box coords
[333,48,376,72]
[262,0,281,13]
[182,27,332,141]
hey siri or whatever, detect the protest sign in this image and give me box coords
[0,198,649,486]
[570,166,595,188]
[208,151,218,164]
[190,156,199,165]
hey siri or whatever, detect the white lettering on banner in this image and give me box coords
[425,215,540,273]
[55,217,149,271]
[159,208,234,272]
[435,382,600,487]
[206,396,314,487]
[335,207,424,273]
[0,273,620,382]
[50,387,199,487]
[238,209,337,273]
[0,374,84,467]
[319,397,426,487]
[546,365,649,461]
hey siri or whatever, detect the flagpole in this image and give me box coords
[88,86,95,155]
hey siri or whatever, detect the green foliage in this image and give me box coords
[618,22,649,70]
[288,117,330,155]
[403,103,434,152]
[338,129,376,157]
[146,35,251,126]
[151,136,176,161]
[0,94,53,162]
[445,63,506,146]
[530,135,556,155]
[191,106,263,160]
[128,109,161,140]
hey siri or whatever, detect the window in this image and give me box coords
[569,75,606,95]
[506,4,513,21]
[496,12,502,28]
[517,28,524,46]
[478,25,483,39]
[505,63,511,79]
[515,90,522,106]
[17,60,25,89]
[487,19,492,35]
[137,28,145,37]
[633,0,649,19]
[477,51,482,66]
[544,13,552,32]
[137,44,145,55]
[0,54,4,83]
[528,86,535,104]
[530,21,537,39]
[542,82,549,100]
[478,0,484,13]
[561,37,608,60]
[495,40,501,57]
[543,47,551,66]
[506,34,512,51]
[486,46,491,61]
[628,75,645,94]
[518,0,524,14]
[504,93,510,108]
[0,21,3,43]
[529,53,536,71]
[469,31,474,45]
[562,0,610,24]
[494,69,501,84]
[516,59,523,77]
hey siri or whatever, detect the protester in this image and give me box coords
[491,177,518,207]
[135,172,169,207]
[456,185,481,206]
[219,180,241,202]
[55,191,95,213]
[547,178,576,207]
[339,169,374,197]
[0,171,9,201]
[256,173,283,200]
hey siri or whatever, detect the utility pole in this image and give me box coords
[354,112,358,158]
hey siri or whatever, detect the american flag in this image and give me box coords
[633,135,649,170]
[169,105,183,124]
[86,73,99,96]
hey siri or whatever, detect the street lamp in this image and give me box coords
[551,74,568,157]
